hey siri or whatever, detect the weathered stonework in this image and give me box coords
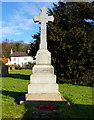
[26,6,62,101]
[36,49,51,65]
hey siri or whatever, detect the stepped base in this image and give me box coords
[25,49,62,101]
[33,65,54,74]
[28,83,58,93]
[25,93,62,101]
[30,73,56,83]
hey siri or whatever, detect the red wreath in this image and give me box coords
[38,105,56,110]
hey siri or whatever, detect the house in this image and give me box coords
[6,49,34,67]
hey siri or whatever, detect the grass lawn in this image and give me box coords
[2,69,36,119]
[2,69,94,119]
[58,84,93,119]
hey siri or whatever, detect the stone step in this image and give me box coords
[26,93,62,101]
[28,83,59,93]
[33,64,54,74]
[30,73,56,83]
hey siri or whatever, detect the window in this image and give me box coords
[14,58,16,61]
[24,58,27,60]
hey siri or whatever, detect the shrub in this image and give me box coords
[15,64,21,70]
[26,62,34,69]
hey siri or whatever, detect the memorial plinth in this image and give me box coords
[25,7,62,101]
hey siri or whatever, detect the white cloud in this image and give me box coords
[3,26,18,34]
[18,18,33,30]
[2,19,33,35]
[14,32,24,35]
[2,3,35,36]
[0,21,2,26]
[0,25,2,38]
[0,34,5,38]
[2,2,54,37]
[18,3,40,16]
[21,2,54,14]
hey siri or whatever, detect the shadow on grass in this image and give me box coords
[8,74,30,80]
[2,90,94,119]
[2,90,26,104]
[56,104,94,119]
[22,102,94,120]
[2,90,36,119]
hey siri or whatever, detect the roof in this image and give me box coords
[0,58,9,63]
[10,52,29,57]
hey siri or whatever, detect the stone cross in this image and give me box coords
[26,6,62,101]
[33,7,54,49]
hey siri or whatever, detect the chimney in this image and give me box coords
[11,48,13,54]
[27,49,30,54]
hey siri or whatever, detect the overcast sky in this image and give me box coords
[2,2,57,43]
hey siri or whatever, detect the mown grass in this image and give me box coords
[2,69,36,119]
[59,83,92,105]
[2,69,94,119]
[58,84,93,119]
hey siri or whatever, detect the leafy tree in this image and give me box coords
[14,41,29,52]
[2,39,30,58]
[30,2,94,86]
[2,39,11,58]
[29,33,40,59]
[15,42,20,52]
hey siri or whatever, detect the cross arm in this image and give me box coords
[33,15,39,22]
[48,15,54,22]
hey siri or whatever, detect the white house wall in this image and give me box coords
[10,56,33,66]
